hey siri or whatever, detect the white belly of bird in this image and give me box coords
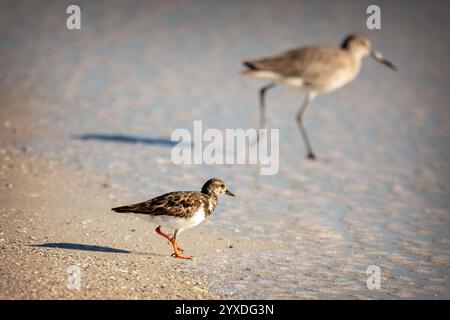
[142,208,206,231]
[245,70,305,88]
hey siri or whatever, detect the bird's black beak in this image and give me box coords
[371,50,397,71]
[225,190,235,197]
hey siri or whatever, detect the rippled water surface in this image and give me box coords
[1,0,449,298]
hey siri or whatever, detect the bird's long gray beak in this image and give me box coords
[371,50,397,71]
[225,190,235,197]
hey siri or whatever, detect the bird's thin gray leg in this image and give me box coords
[296,92,317,160]
[259,83,276,129]
[255,83,276,144]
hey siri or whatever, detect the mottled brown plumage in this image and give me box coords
[112,191,215,218]
[111,178,234,259]
[112,178,233,218]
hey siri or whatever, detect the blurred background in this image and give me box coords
[1,0,449,298]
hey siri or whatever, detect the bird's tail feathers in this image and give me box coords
[243,61,259,70]
[111,205,134,213]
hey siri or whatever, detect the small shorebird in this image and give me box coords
[111,178,234,259]
[242,34,397,159]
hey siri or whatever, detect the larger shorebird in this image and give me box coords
[112,178,234,259]
[242,34,397,159]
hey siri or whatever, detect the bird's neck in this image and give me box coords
[347,47,367,62]
[207,192,218,204]
[204,192,218,215]
[346,50,363,75]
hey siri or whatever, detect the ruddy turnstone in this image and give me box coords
[111,178,235,259]
[242,34,397,159]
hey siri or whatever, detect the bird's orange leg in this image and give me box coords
[170,240,191,260]
[169,237,183,252]
[155,226,172,242]
[155,226,183,252]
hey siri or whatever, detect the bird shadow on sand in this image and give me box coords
[72,133,179,147]
[31,242,131,254]
[31,242,167,257]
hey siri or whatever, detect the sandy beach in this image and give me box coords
[1,0,449,299]
[0,91,275,299]
[0,151,212,299]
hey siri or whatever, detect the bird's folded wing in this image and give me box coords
[120,192,204,218]
[245,46,348,81]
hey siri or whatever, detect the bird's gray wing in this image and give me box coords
[244,46,349,81]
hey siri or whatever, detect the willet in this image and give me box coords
[242,34,397,159]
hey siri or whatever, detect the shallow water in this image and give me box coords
[1,0,449,298]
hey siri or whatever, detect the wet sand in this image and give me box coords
[1,0,449,299]
[0,145,278,299]
[0,149,214,299]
